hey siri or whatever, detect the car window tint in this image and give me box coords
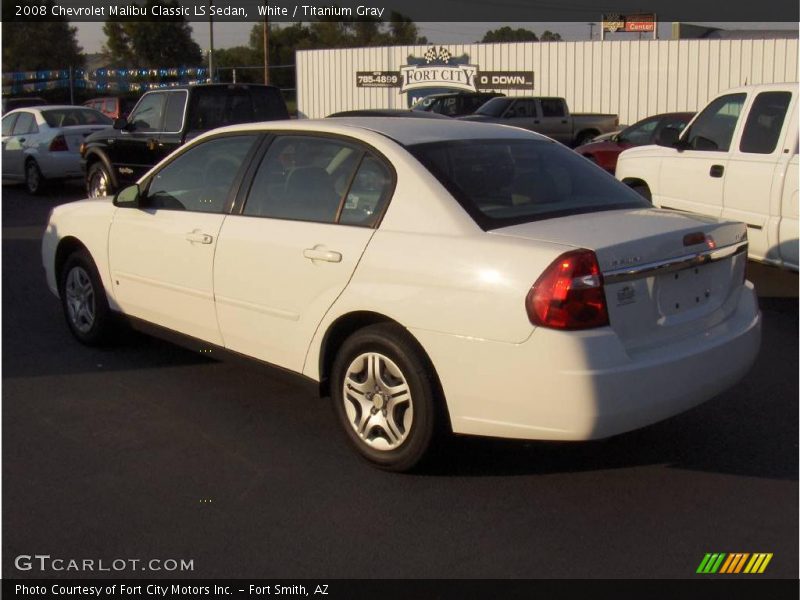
[684,93,746,152]
[129,93,166,131]
[475,97,512,117]
[539,99,565,117]
[163,91,187,132]
[739,91,791,154]
[339,155,393,227]
[2,114,18,136]
[145,135,257,213]
[410,139,650,230]
[620,118,659,145]
[510,100,535,118]
[244,136,362,223]
[42,108,112,127]
[12,112,37,135]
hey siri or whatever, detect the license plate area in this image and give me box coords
[657,263,714,316]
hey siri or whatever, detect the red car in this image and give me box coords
[575,112,695,173]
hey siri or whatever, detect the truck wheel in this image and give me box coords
[575,131,598,147]
[87,162,114,198]
[629,183,652,202]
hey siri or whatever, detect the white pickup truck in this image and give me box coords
[616,83,798,271]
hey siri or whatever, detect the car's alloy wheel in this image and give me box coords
[59,250,114,345]
[87,163,113,198]
[331,323,440,471]
[64,266,96,334]
[25,160,44,195]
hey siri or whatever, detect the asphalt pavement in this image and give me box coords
[2,181,798,579]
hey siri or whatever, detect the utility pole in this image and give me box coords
[264,0,269,84]
[208,0,215,82]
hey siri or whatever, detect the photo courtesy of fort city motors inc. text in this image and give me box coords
[1,0,798,597]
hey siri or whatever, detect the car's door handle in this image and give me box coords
[18,138,25,143]
[185,231,213,244]
[303,247,342,263]
[709,164,724,178]
[561,119,568,124]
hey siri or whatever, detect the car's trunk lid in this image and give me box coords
[491,208,749,352]
[61,125,109,152]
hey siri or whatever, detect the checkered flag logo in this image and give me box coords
[424,46,452,64]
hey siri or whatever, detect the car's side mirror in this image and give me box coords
[611,133,621,143]
[113,117,129,131]
[114,184,141,208]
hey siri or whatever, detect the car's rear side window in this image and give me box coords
[409,139,650,230]
[243,135,392,227]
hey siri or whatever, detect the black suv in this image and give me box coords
[82,84,289,197]
[411,92,504,117]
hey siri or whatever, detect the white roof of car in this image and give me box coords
[214,117,549,146]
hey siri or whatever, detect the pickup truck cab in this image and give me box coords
[616,83,799,271]
[459,96,618,147]
[82,83,288,197]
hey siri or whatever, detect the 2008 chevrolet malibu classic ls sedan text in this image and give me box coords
[42,118,761,471]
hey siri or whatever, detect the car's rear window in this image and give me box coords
[408,139,650,230]
[42,108,112,127]
[187,86,289,131]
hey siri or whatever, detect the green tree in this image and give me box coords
[481,26,538,43]
[2,0,84,71]
[102,0,202,67]
[540,30,563,42]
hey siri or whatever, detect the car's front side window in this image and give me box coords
[2,114,18,136]
[128,93,167,132]
[684,93,747,152]
[144,135,257,213]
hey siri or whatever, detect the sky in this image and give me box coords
[73,21,799,56]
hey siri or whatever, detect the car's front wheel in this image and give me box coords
[86,161,114,198]
[59,249,114,345]
[331,324,440,471]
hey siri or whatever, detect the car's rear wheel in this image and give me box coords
[25,159,45,195]
[87,161,114,198]
[629,183,652,202]
[59,249,114,345]
[331,323,439,471]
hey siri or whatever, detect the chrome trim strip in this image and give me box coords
[603,240,748,284]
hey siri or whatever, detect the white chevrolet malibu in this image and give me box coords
[42,118,761,471]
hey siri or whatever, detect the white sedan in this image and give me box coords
[42,119,761,471]
[2,106,111,194]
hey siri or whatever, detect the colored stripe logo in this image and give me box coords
[697,553,773,574]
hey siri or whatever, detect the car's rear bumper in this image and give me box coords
[412,282,761,441]
[38,152,83,179]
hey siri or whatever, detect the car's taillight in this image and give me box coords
[526,249,609,330]
[49,135,68,152]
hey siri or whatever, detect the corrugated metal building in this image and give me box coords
[297,38,799,124]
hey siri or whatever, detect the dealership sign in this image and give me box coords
[602,13,656,33]
[355,46,533,103]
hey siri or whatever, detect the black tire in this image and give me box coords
[58,249,114,345]
[574,131,598,147]
[331,323,441,472]
[25,159,46,195]
[630,183,652,202]
[86,161,115,198]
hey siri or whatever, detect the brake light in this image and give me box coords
[49,135,68,152]
[526,249,609,330]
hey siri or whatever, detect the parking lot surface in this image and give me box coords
[2,181,798,578]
